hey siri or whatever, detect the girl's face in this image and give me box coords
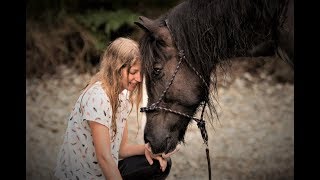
[120,61,142,92]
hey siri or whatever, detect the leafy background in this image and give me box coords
[26,0,179,78]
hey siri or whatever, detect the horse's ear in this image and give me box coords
[134,16,153,33]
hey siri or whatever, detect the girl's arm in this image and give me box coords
[119,121,145,158]
[89,121,122,180]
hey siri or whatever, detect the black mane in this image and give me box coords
[167,0,288,77]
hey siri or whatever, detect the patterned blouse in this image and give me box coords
[54,82,131,180]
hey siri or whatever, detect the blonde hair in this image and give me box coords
[84,37,143,140]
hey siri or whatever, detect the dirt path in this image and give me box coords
[26,65,293,180]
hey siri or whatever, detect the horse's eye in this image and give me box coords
[152,64,163,79]
[153,68,162,75]
[157,40,166,46]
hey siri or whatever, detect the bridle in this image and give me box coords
[140,19,212,180]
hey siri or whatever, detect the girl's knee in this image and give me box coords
[119,155,172,180]
[154,158,172,180]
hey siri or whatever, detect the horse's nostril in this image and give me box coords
[144,135,151,144]
[144,133,175,154]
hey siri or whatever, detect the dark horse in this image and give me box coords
[135,0,293,156]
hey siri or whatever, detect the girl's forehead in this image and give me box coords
[130,62,141,69]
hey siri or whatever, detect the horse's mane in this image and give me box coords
[167,0,288,75]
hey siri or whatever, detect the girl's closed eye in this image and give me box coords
[130,69,140,75]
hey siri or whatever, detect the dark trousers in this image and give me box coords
[118,155,172,180]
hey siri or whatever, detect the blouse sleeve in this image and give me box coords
[80,85,112,128]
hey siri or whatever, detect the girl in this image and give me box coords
[54,37,171,180]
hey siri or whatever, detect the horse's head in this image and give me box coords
[135,0,294,155]
[135,16,210,154]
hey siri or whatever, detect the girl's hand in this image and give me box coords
[144,143,168,172]
[144,143,180,171]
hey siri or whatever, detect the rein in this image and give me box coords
[140,19,212,180]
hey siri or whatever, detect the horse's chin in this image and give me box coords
[165,141,179,154]
[147,138,180,155]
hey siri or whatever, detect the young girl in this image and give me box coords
[54,37,171,180]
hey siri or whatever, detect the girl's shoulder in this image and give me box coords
[79,81,109,103]
[84,82,105,95]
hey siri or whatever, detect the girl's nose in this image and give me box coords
[135,72,142,82]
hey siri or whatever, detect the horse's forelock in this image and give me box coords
[139,17,169,81]
[139,34,153,81]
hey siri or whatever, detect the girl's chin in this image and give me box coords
[127,84,137,91]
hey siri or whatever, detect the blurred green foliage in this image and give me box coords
[75,9,139,51]
[26,0,179,51]
[26,0,181,77]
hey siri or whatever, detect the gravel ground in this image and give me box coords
[26,63,294,180]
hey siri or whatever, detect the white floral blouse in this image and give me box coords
[54,82,131,180]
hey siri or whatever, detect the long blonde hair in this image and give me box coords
[84,37,143,139]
